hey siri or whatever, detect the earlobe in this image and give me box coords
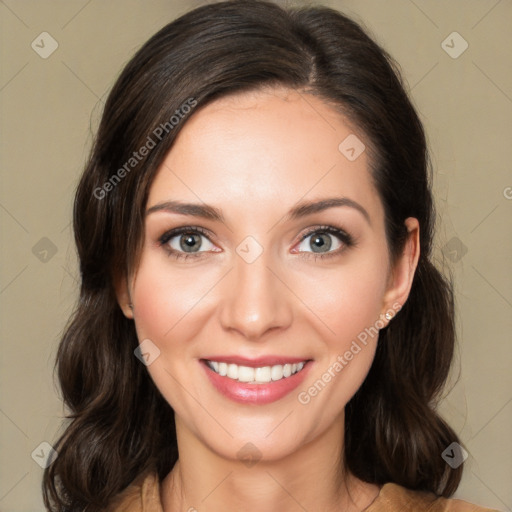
[381,217,420,321]
[114,275,134,319]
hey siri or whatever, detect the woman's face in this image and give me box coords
[119,87,418,462]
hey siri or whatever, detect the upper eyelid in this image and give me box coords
[298,225,349,238]
[159,225,214,240]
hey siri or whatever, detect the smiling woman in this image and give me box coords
[42,1,497,512]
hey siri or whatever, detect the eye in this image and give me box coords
[159,226,218,259]
[170,232,215,253]
[294,226,354,256]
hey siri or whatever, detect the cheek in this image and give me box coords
[293,262,386,424]
[131,253,218,344]
[131,267,175,343]
[129,254,221,417]
[292,252,388,346]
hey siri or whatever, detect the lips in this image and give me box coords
[200,356,312,404]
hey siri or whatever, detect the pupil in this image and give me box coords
[180,233,201,252]
[311,233,331,253]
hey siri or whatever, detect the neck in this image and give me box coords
[160,413,380,512]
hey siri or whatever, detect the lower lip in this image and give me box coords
[201,360,312,405]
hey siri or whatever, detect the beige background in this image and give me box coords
[1,0,511,510]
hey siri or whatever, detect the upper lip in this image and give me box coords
[201,355,311,367]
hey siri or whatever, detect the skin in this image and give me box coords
[116,87,420,511]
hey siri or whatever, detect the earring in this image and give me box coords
[385,312,393,320]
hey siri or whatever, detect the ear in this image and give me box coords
[381,217,420,322]
[114,274,134,319]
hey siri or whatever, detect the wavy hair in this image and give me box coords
[43,1,462,509]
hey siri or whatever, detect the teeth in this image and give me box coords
[255,366,271,382]
[227,364,238,379]
[237,366,255,382]
[207,360,306,384]
[271,365,283,381]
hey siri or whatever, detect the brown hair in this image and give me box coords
[43,1,462,509]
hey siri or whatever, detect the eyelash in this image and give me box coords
[158,226,213,261]
[297,225,355,261]
[157,225,355,261]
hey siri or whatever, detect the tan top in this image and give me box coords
[106,471,500,512]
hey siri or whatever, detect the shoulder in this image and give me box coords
[104,474,500,512]
[106,470,162,512]
[367,483,500,512]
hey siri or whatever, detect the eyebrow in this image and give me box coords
[146,200,224,221]
[146,197,370,225]
[287,197,370,225]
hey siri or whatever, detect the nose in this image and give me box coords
[218,251,293,341]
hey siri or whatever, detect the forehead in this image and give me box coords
[147,87,382,226]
